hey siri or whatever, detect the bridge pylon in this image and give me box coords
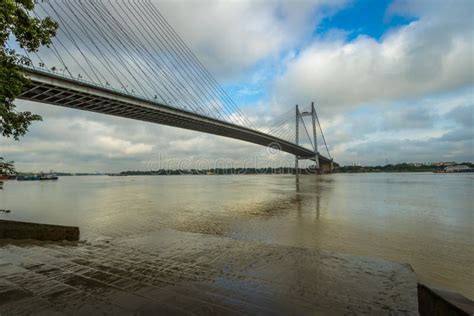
[294,101,326,174]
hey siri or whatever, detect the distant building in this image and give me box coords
[445,165,473,173]
[432,162,456,167]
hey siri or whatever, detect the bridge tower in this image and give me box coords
[295,102,321,174]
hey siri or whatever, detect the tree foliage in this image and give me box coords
[0,0,58,140]
[0,156,14,173]
[0,156,15,189]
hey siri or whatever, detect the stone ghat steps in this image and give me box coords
[1,247,249,315]
[0,233,417,315]
[41,244,367,312]
[0,244,334,315]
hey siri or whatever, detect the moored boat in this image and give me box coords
[17,175,41,181]
[39,173,59,180]
[0,174,16,180]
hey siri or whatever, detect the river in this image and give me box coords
[0,172,472,299]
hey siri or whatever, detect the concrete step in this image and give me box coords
[0,229,418,315]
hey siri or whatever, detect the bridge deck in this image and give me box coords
[19,68,334,166]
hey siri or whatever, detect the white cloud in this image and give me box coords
[95,136,153,155]
[156,0,347,80]
[271,0,474,114]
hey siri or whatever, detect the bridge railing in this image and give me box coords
[22,64,162,104]
[21,63,244,125]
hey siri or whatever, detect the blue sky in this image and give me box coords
[227,0,420,109]
[316,0,416,41]
[2,0,473,172]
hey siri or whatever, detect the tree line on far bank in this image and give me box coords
[337,162,474,173]
[10,162,474,177]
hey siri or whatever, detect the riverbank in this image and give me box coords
[0,228,418,314]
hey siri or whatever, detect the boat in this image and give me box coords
[0,174,16,180]
[39,173,59,180]
[433,165,474,173]
[17,175,41,181]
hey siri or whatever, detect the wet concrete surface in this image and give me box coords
[0,229,417,315]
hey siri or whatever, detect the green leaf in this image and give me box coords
[1,0,58,140]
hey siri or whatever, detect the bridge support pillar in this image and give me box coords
[319,162,333,173]
[311,102,319,173]
[295,102,322,174]
[295,105,299,175]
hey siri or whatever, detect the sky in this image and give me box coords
[2,0,473,172]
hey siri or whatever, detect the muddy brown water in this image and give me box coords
[1,173,472,299]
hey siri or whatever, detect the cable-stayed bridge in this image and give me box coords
[13,0,336,172]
